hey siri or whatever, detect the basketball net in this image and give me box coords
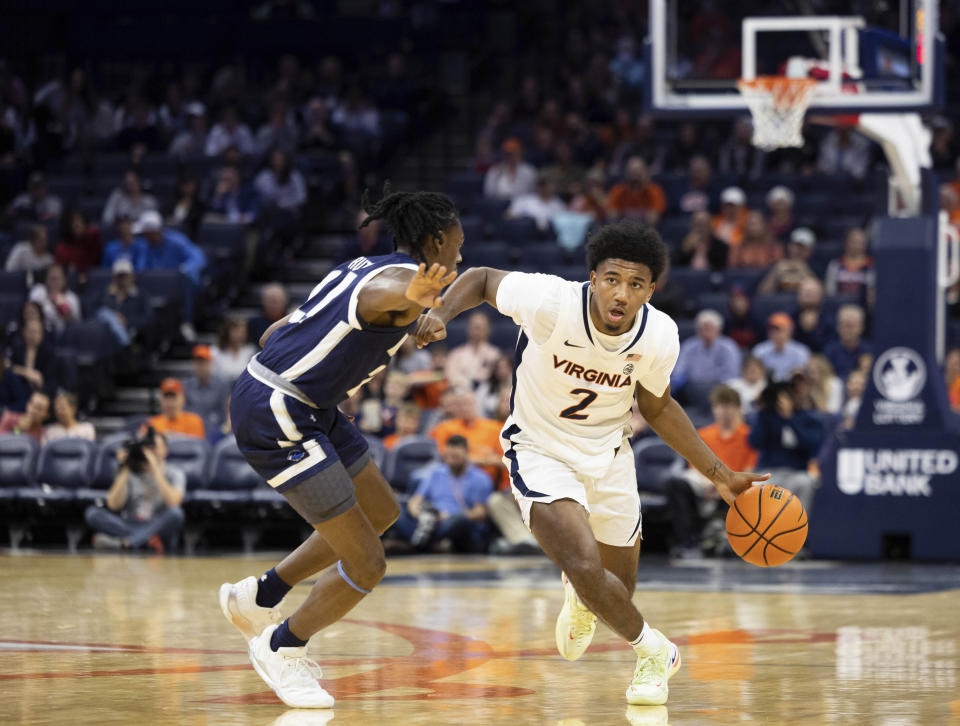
[737,77,818,150]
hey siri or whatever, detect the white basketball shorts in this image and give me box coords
[502,436,642,547]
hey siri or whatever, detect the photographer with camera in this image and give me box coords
[84,427,186,554]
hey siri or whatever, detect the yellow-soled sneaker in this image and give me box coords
[555,572,597,661]
[626,629,681,706]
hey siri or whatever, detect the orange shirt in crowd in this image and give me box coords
[728,240,784,269]
[606,182,667,218]
[712,208,749,244]
[430,416,507,489]
[147,412,206,439]
[949,376,960,412]
[697,422,757,472]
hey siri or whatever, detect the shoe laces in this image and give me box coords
[569,594,596,640]
[633,648,667,684]
[280,651,324,687]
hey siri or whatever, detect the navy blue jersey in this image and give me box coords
[255,252,418,407]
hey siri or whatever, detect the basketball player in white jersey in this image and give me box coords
[415,221,769,705]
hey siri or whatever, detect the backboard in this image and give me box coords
[645,0,944,115]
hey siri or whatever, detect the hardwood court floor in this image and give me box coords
[1,552,959,726]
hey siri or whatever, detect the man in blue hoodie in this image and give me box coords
[133,210,206,341]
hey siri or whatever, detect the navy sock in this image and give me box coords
[270,619,308,652]
[256,568,292,608]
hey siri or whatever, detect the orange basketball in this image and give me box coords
[725,484,808,567]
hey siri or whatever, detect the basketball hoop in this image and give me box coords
[737,77,818,150]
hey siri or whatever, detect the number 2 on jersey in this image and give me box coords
[559,388,598,420]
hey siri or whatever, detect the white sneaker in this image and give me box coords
[219,575,283,642]
[626,629,681,706]
[249,625,335,709]
[555,572,597,661]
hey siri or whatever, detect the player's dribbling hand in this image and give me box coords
[414,311,447,348]
[714,471,771,506]
[404,263,457,308]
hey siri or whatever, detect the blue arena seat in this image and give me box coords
[0,436,38,494]
[60,320,117,366]
[633,439,684,495]
[382,435,437,493]
[668,267,713,296]
[30,438,97,504]
[206,437,263,492]
[0,271,28,298]
[167,437,211,490]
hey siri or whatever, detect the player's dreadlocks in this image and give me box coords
[358,184,459,261]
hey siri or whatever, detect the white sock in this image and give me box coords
[629,621,664,655]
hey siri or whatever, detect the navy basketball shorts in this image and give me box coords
[231,372,371,524]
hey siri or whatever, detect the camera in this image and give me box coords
[121,426,157,473]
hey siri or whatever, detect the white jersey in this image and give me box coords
[496,272,680,479]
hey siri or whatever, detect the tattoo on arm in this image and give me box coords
[708,460,721,478]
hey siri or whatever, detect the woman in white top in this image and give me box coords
[254,148,307,213]
[802,354,844,414]
[101,169,158,228]
[28,264,81,333]
[726,354,768,414]
[43,390,96,443]
[212,317,257,383]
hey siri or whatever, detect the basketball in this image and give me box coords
[726,485,808,567]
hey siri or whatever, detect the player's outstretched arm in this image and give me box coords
[635,384,770,505]
[414,266,511,347]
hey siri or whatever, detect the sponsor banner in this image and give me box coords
[836,448,959,497]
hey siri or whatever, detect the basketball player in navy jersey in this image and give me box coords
[415,221,768,705]
[219,189,462,708]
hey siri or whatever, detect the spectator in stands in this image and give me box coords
[483,138,537,201]
[382,402,421,450]
[85,428,185,554]
[101,169,158,229]
[206,165,259,224]
[361,370,409,438]
[569,168,608,222]
[411,344,450,417]
[94,258,153,346]
[147,378,205,439]
[7,171,62,223]
[663,122,704,173]
[183,344,231,426]
[842,368,867,429]
[665,385,757,557]
[246,282,288,343]
[135,210,206,340]
[727,355,767,414]
[748,380,823,510]
[0,355,30,413]
[430,389,505,488]
[393,435,493,553]
[564,111,606,168]
[823,304,871,381]
[28,263,80,333]
[474,101,511,172]
[205,105,255,157]
[301,96,340,152]
[392,336,431,376]
[5,224,52,274]
[611,113,662,177]
[675,210,727,271]
[42,389,94,443]
[728,212,784,268]
[212,317,256,383]
[672,310,742,409]
[9,317,54,395]
[0,390,49,441]
[505,175,566,232]
[331,84,381,151]
[168,102,208,160]
[606,156,666,225]
[753,312,811,381]
[824,227,874,307]
[945,346,960,412]
[115,101,161,152]
[207,395,233,446]
[765,185,795,240]
[817,126,872,179]
[793,276,833,352]
[724,285,764,350]
[55,209,101,279]
[254,148,306,246]
[677,155,714,213]
[541,141,585,199]
[165,174,206,241]
[802,354,843,414]
[757,228,816,294]
[476,353,512,420]
[711,186,748,245]
[718,117,765,180]
[255,100,299,157]
[100,215,145,270]
[444,311,502,390]
[650,258,689,320]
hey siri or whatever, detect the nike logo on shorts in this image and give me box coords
[564,340,585,348]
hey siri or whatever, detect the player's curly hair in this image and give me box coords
[358,183,459,261]
[585,221,667,281]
